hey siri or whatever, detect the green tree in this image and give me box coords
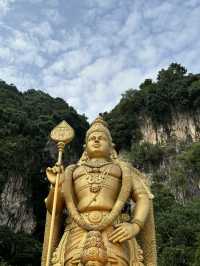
[193,234,200,266]
[129,142,164,171]
[0,81,89,247]
[153,184,200,266]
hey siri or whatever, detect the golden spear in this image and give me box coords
[45,121,74,266]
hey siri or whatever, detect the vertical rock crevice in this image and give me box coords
[0,174,36,234]
[140,112,200,144]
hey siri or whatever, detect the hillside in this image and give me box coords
[0,81,89,265]
[103,63,200,265]
[103,63,200,149]
[0,63,200,265]
[103,63,200,200]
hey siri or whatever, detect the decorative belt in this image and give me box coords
[81,210,109,224]
[65,210,131,230]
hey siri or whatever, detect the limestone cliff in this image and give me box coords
[0,81,89,236]
[139,111,200,144]
[0,175,36,233]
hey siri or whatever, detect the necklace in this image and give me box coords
[83,165,111,193]
[83,159,112,168]
[63,161,132,232]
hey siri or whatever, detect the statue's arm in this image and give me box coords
[45,164,75,214]
[131,169,151,228]
[109,163,152,243]
[45,185,65,215]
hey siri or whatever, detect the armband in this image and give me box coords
[132,218,144,229]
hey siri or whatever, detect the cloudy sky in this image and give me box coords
[0,0,200,121]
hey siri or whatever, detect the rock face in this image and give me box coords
[1,111,199,234]
[0,174,36,234]
[140,112,200,144]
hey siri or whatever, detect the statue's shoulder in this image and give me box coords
[110,163,122,177]
[115,158,133,171]
[115,159,150,185]
[123,163,154,199]
[72,164,86,179]
[64,163,77,176]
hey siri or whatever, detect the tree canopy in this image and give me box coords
[1,63,200,265]
[0,80,89,246]
[103,63,200,150]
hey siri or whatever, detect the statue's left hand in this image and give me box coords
[108,222,140,243]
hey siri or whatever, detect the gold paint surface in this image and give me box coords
[42,116,157,266]
[50,120,74,144]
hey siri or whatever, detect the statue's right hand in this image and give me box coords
[46,164,64,186]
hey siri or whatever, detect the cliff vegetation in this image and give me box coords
[103,63,200,265]
[1,63,200,265]
[0,81,89,265]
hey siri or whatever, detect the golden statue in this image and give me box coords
[41,117,157,266]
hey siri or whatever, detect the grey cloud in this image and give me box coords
[0,0,199,121]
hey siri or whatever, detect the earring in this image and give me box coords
[79,150,89,162]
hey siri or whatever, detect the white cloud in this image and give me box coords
[22,21,53,39]
[86,0,116,9]
[61,29,81,50]
[185,0,200,7]
[0,47,10,60]
[0,66,40,90]
[86,35,112,57]
[0,0,15,16]
[9,31,29,51]
[0,29,47,68]
[43,39,65,54]
[43,8,64,25]
[0,0,200,121]
[118,10,140,38]
[110,68,143,93]
[43,48,92,78]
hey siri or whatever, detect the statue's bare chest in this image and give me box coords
[72,163,122,210]
[73,162,121,186]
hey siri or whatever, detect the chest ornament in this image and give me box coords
[64,161,132,231]
[83,166,111,193]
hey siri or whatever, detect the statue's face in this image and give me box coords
[86,131,111,159]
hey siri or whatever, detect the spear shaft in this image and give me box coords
[46,143,64,266]
[44,120,74,266]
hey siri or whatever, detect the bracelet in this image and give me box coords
[50,184,55,190]
[132,219,144,229]
[50,182,63,190]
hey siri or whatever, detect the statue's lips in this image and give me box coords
[92,144,101,148]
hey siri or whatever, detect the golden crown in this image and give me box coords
[86,116,112,142]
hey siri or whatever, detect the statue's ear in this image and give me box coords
[83,144,86,149]
[111,143,118,160]
[78,150,89,164]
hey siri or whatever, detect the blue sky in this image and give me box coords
[0,0,200,121]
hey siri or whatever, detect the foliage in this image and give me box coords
[169,142,200,201]
[1,63,200,265]
[0,81,89,243]
[178,142,200,171]
[104,63,200,150]
[0,226,41,266]
[128,139,200,265]
[129,142,164,171]
[193,234,200,266]
[153,183,200,266]
[0,261,11,266]
[129,140,200,200]
[101,90,142,150]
